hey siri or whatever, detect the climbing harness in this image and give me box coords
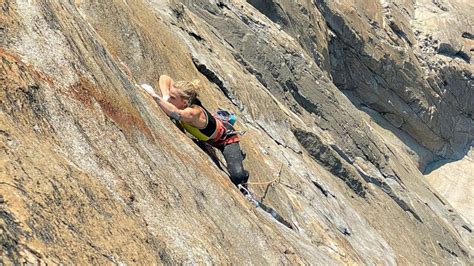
[214,108,246,139]
[208,113,245,147]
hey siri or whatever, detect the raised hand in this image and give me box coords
[139,84,159,98]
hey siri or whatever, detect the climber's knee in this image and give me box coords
[229,168,249,186]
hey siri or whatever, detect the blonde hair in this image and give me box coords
[174,79,201,105]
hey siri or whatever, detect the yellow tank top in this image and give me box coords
[180,122,212,141]
[179,106,218,141]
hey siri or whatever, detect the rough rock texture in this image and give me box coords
[425,148,474,224]
[318,0,473,164]
[0,0,472,264]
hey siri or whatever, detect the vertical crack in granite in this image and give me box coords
[191,56,243,109]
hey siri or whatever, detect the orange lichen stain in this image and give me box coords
[69,78,95,108]
[68,77,153,139]
[0,48,55,86]
[0,47,22,62]
[31,68,55,86]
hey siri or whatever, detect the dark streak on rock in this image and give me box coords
[158,248,173,264]
[437,241,458,257]
[188,31,204,42]
[27,216,56,244]
[453,51,470,63]
[311,180,335,198]
[338,226,351,236]
[430,189,447,205]
[432,0,449,12]
[192,56,242,109]
[0,129,11,138]
[330,144,354,164]
[461,225,472,233]
[246,0,289,28]
[1,209,24,264]
[258,202,294,230]
[388,20,412,46]
[354,166,424,223]
[286,80,324,118]
[461,32,474,40]
[216,1,229,10]
[232,53,267,87]
[437,43,470,63]
[293,128,366,197]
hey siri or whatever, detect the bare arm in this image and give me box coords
[153,96,201,124]
[158,75,172,100]
[139,84,203,125]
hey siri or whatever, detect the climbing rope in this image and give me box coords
[245,177,278,186]
[244,162,284,186]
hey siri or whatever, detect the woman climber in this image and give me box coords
[140,75,249,189]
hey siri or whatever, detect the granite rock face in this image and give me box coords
[425,147,474,224]
[1,0,472,264]
[314,0,473,165]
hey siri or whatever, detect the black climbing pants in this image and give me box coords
[219,142,249,186]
